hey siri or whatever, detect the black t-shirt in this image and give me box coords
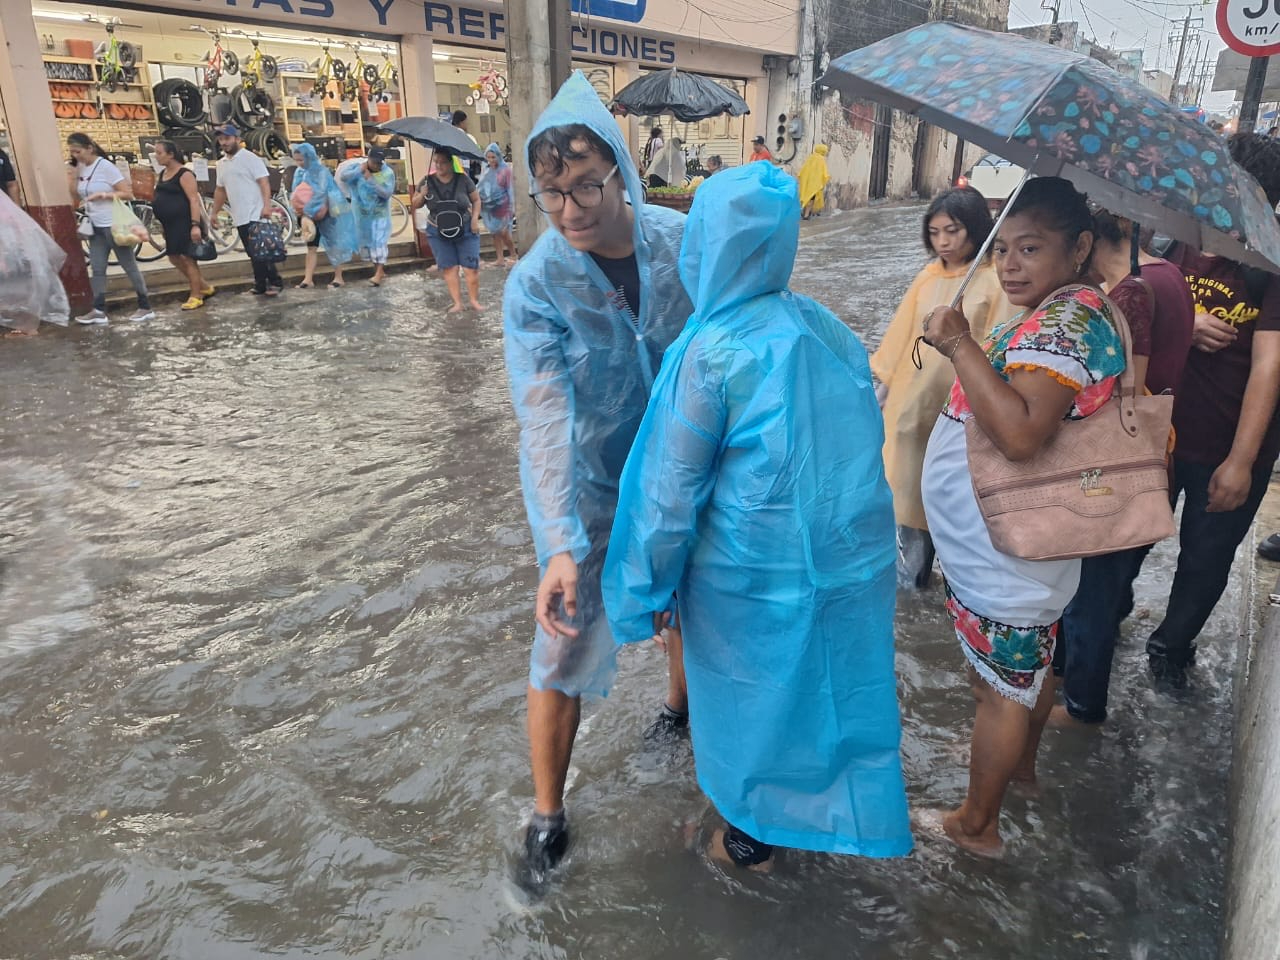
[590,252,642,325]
[0,148,15,187]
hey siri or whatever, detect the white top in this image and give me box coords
[217,148,269,227]
[77,158,124,227]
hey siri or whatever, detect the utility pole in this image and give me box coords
[1042,0,1062,46]
[1169,6,1199,106]
[504,0,572,254]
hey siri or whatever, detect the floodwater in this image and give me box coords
[0,205,1238,959]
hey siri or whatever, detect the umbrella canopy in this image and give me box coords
[376,116,486,161]
[822,22,1280,273]
[611,68,750,123]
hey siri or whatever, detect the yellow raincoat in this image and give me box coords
[870,258,1014,530]
[797,144,830,213]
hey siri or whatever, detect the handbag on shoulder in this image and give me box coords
[963,283,1175,562]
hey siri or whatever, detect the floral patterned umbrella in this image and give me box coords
[822,21,1280,272]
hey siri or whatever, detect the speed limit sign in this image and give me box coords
[1218,0,1280,57]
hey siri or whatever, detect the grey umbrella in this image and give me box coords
[611,68,750,123]
[376,116,486,161]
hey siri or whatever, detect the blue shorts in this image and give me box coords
[426,228,480,271]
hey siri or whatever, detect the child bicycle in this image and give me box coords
[238,37,278,92]
[342,45,371,102]
[203,31,239,92]
[366,52,398,100]
[96,22,137,92]
[314,44,346,100]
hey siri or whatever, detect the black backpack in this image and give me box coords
[428,175,468,239]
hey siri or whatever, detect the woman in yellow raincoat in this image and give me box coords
[870,186,1013,588]
[797,144,830,219]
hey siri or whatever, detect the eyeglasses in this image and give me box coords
[530,165,619,213]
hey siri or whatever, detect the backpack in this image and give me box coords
[428,174,468,239]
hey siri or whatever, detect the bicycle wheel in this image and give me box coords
[267,200,293,245]
[204,200,240,252]
[132,202,168,262]
[260,56,278,82]
[222,50,239,75]
[389,196,410,238]
[117,41,137,67]
[330,59,347,81]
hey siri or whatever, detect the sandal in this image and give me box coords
[200,285,216,298]
[368,278,382,287]
[297,281,314,289]
[329,280,345,288]
[180,297,204,310]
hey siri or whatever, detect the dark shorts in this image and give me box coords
[306,231,321,249]
[426,229,480,271]
[160,218,195,258]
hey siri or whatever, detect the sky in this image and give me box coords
[1007,0,1234,110]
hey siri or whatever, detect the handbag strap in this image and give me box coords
[1034,283,1141,436]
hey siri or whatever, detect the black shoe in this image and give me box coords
[1259,533,1280,562]
[1149,654,1188,691]
[644,703,689,744]
[523,814,569,875]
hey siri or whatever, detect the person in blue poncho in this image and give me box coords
[289,142,356,289]
[504,72,694,875]
[339,147,397,287]
[477,143,517,267]
[602,162,913,870]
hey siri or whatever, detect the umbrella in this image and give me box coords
[822,22,1280,274]
[611,68,750,123]
[376,116,486,161]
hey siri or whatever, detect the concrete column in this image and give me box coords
[0,0,91,312]
[398,33,437,258]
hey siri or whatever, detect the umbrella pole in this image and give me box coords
[950,166,1035,309]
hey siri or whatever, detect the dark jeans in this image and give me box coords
[1055,545,1151,722]
[1146,457,1274,669]
[236,224,282,293]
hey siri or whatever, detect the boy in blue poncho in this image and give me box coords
[602,163,913,869]
[504,72,694,875]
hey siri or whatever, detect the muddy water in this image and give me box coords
[0,206,1232,959]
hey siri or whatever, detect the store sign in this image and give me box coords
[423,3,676,64]
[571,0,647,24]
[1217,0,1280,58]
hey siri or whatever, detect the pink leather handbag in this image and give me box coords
[963,284,1176,562]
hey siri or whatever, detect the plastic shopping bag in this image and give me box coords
[0,191,69,332]
[110,197,148,246]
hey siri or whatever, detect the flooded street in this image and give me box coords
[0,204,1238,959]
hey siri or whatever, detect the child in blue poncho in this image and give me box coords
[603,163,912,870]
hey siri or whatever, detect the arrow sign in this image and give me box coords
[1219,0,1280,58]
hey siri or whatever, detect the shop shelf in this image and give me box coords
[44,55,96,64]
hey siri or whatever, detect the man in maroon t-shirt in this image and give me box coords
[1147,133,1280,690]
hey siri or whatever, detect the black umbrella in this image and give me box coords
[611,68,749,123]
[376,116,486,161]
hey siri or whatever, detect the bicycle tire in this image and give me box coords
[204,201,240,253]
[267,200,293,245]
[330,59,347,81]
[389,196,410,238]
[222,51,239,75]
[362,63,380,86]
[261,56,278,82]
[117,41,137,68]
[131,202,167,262]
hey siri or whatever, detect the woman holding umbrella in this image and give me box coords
[412,147,483,313]
[920,177,1126,858]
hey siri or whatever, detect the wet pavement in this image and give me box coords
[0,203,1249,959]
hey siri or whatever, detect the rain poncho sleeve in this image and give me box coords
[870,258,1011,530]
[503,71,694,698]
[603,161,912,857]
[0,192,69,333]
[291,142,357,265]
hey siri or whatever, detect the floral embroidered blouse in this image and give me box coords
[942,285,1127,423]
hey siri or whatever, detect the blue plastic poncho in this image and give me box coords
[339,159,396,261]
[291,142,356,265]
[477,142,514,234]
[503,72,694,697]
[602,163,913,857]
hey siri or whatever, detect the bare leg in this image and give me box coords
[463,267,483,311]
[665,622,688,714]
[528,686,581,815]
[302,248,318,286]
[443,267,464,312]
[1011,670,1057,787]
[371,262,386,284]
[942,667,1031,858]
[331,264,344,286]
[170,255,201,298]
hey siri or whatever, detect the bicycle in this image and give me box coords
[314,44,346,100]
[203,31,239,92]
[366,52,398,100]
[467,60,508,108]
[204,194,293,253]
[342,45,369,103]
[95,22,137,93]
[77,201,167,264]
[238,37,278,92]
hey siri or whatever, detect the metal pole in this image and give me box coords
[1240,57,1271,136]
[951,165,1035,307]
[1170,7,1193,106]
